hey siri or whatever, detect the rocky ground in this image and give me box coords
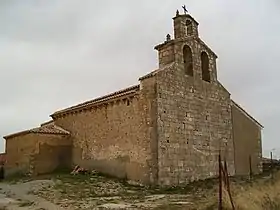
[0,172,219,210]
[0,171,275,210]
[34,173,219,209]
[0,179,60,209]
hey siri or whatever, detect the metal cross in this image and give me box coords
[182,5,188,14]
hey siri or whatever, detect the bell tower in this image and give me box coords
[153,8,235,186]
[173,9,199,39]
[154,9,218,83]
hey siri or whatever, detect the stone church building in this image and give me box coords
[4,11,263,185]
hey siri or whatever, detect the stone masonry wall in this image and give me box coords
[157,42,175,68]
[155,40,235,186]
[5,133,36,176]
[54,79,157,184]
[5,133,70,176]
[231,104,263,175]
[33,134,71,175]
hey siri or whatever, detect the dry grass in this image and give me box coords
[26,170,280,209]
[223,172,280,210]
[34,173,219,209]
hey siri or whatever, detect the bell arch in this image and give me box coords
[183,45,193,76]
[201,51,210,82]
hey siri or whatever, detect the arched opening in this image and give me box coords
[183,45,193,76]
[201,52,210,82]
[186,19,193,36]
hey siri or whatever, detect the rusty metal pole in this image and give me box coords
[218,153,222,210]
[271,151,273,179]
[249,155,252,180]
[224,159,235,210]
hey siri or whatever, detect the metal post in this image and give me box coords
[249,155,252,180]
[224,159,235,210]
[271,151,273,179]
[218,153,222,210]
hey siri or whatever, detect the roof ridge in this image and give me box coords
[52,124,70,134]
[4,123,70,139]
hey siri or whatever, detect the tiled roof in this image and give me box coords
[51,84,140,117]
[51,63,177,118]
[3,122,70,139]
[30,123,70,135]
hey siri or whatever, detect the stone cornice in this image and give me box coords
[154,40,175,51]
[154,37,217,59]
[51,85,140,119]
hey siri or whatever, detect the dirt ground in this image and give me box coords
[0,173,220,210]
[0,171,274,210]
[0,179,61,210]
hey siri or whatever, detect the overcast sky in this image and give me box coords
[0,0,279,157]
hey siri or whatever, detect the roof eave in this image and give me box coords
[51,85,140,118]
[3,130,30,139]
[231,100,264,129]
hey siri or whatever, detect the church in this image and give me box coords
[3,10,263,185]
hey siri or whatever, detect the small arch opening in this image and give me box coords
[186,19,193,36]
[183,45,193,77]
[201,51,210,82]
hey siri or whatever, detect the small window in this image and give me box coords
[201,52,210,82]
[186,19,193,36]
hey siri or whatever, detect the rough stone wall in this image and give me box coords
[155,43,234,186]
[5,133,36,176]
[0,153,6,164]
[5,133,70,176]
[157,42,175,68]
[33,134,71,175]
[231,104,262,175]
[140,77,158,184]
[54,80,157,184]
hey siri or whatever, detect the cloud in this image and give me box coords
[0,0,279,155]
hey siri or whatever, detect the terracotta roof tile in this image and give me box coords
[3,122,70,139]
[51,64,177,118]
[51,84,140,117]
[30,123,70,135]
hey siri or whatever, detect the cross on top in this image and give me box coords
[182,5,188,14]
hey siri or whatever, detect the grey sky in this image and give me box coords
[0,0,279,157]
